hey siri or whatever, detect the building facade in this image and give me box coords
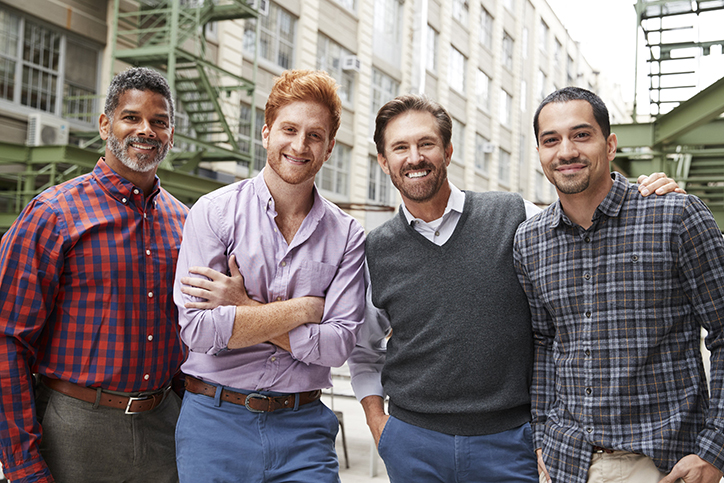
[0,0,624,231]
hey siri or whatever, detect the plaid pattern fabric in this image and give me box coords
[513,172,724,482]
[0,159,187,482]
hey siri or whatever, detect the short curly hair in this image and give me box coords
[104,67,175,126]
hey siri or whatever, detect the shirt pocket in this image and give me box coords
[610,250,674,310]
[295,260,338,297]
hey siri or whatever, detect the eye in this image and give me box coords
[574,132,590,139]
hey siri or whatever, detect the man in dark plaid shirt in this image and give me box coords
[514,87,724,483]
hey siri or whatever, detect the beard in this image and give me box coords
[548,160,591,195]
[106,129,169,173]
[388,159,448,203]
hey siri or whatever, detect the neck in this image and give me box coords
[558,178,613,229]
[403,182,452,222]
[263,169,315,218]
[103,155,157,196]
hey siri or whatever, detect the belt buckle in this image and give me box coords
[244,393,269,413]
[125,394,153,415]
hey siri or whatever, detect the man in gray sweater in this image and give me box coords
[347,94,681,482]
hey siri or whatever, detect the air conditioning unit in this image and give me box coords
[482,142,495,153]
[27,113,69,147]
[251,0,270,16]
[342,55,361,73]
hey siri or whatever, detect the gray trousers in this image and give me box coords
[35,380,181,483]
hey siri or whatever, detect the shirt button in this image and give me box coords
[148,291,154,298]
[281,261,287,267]
[584,236,591,243]
[271,357,277,362]
[122,198,127,203]
[144,374,150,380]
[586,387,592,395]
[584,273,591,281]
[276,296,282,301]
[585,311,592,318]
[147,335,153,341]
[133,188,140,195]
[434,231,440,236]
[585,349,591,356]
[146,249,151,256]
[587,427,593,433]
[631,254,639,262]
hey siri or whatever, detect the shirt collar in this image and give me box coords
[402,180,464,225]
[550,172,627,228]
[254,168,326,222]
[94,157,161,208]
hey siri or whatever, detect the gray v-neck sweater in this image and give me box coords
[367,190,533,435]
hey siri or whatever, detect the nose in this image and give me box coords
[558,137,578,160]
[291,133,306,153]
[409,145,423,163]
[137,118,156,138]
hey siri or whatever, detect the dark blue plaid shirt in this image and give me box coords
[513,172,724,482]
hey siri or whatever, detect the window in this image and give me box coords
[537,69,547,100]
[426,25,438,72]
[243,2,297,69]
[239,103,266,171]
[368,156,394,205]
[0,8,101,120]
[500,89,512,127]
[334,0,356,10]
[452,118,465,161]
[567,55,575,84]
[520,79,527,112]
[373,0,402,65]
[479,7,493,49]
[370,68,399,137]
[521,27,529,59]
[502,32,514,70]
[554,38,562,63]
[476,69,490,111]
[317,143,350,197]
[316,34,355,104]
[503,0,515,12]
[499,149,511,186]
[448,47,466,94]
[475,134,491,173]
[452,0,469,26]
[539,20,549,52]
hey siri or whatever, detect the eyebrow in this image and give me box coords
[539,123,594,139]
[119,109,169,120]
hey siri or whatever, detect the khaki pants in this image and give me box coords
[587,451,679,483]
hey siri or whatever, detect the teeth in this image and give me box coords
[131,144,153,150]
[406,171,427,178]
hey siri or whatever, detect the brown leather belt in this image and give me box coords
[592,446,615,454]
[41,376,171,415]
[184,375,322,413]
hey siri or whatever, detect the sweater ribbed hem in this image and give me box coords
[389,401,532,436]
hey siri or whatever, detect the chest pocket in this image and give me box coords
[296,260,338,297]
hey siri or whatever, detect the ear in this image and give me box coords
[261,124,270,149]
[606,133,618,162]
[169,126,174,149]
[377,153,391,175]
[324,139,336,162]
[444,144,453,166]
[99,113,110,141]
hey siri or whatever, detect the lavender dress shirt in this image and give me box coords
[174,170,366,393]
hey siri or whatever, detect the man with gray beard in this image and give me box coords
[0,67,187,483]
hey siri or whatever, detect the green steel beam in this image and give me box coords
[654,76,724,145]
[612,122,655,148]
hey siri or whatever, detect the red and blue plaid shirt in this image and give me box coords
[0,158,188,482]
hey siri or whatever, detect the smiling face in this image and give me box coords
[262,100,335,187]
[536,99,617,198]
[378,110,452,205]
[100,89,174,177]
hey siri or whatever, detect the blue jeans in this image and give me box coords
[176,387,340,483]
[378,416,539,483]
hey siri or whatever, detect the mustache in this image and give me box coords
[124,136,164,149]
[401,160,436,175]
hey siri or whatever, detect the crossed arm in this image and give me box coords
[179,254,323,352]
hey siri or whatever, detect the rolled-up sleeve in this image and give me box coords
[174,197,236,354]
[289,223,366,368]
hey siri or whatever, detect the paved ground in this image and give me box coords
[323,367,389,483]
